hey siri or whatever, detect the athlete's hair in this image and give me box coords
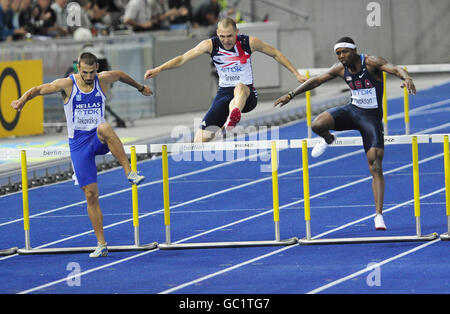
[78,52,98,66]
[336,37,355,45]
[217,17,237,31]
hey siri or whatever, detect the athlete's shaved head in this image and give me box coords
[217,17,237,31]
[216,18,239,50]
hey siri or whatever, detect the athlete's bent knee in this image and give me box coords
[311,121,322,134]
[311,112,333,134]
[234,83,250,96]
[97,122,114,143]
[311,119,327,134]
[97,122,112,135]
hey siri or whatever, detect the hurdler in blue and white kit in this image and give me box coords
[65,73,109,187]
[10,51,152,257]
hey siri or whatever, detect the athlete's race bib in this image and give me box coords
[73,102,103,131]
[351,87,379,109]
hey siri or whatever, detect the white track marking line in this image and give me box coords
[306,239,441,294]
[14,155,445,292]
[159,187,445,294]
[7,105,450,292]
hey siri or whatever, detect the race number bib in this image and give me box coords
[351,88,379,109]
[73,103,102,131]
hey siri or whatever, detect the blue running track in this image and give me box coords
[0,81,449,295]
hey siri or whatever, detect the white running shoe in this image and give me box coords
[89,242,108,258]
[311,135,335,158]
[127,171,145,186]
[374,214,387,231]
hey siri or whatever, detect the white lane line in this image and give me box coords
[306,239,441,294]
[9,108,450,292]
[157,187,445,294]
[15,154,444,293]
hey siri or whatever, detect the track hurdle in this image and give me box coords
[291,135,438,245]
[151,140,298,249]
[431,134,450,241]
[0,145,158,255]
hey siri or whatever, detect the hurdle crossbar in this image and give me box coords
[431,134,450,241]
[16,243,158,255]
[295,135,439,245]
[155,140,298,250]
[149,140,289,153]
[157,239,298,250]
[0,247,18,256]
[14,145,158,255]
[298,234,438,245]
[290,134,430,149]
[0,145,148,160]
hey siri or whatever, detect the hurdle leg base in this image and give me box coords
[298,233,439,245]
[158,237,298,250]
[440,232,450,241]
[16,242,158,255]
[0,247,18,256]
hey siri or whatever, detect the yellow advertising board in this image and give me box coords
[0,60,43,137]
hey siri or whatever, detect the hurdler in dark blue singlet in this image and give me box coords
[201,34,258,130]
[329,54,384,153]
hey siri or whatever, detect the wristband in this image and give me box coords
[287,91,294,100]
[138,85,145,92]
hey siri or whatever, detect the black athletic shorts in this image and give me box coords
[328,103,384,153]
[200,86,258,130]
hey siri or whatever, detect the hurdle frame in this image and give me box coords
[431,134,450,241]
[152,140,298,250]
[10,145,157,255]
[0,247,18,256]
[291,135,439,245]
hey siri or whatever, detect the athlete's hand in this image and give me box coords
[140,85,153,96]
[401,78,416,95]
[273,94,291,108]
[296,73,308,83]
[144,68,160,80]
[10,99,25,112]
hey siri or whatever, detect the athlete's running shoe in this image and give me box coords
[374,214,387,231]
[224,108,241,131]
[311,134,335,158]
[128,171,145,185]
[89,242,108,258]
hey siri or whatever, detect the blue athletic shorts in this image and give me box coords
[69,129,110,188]
[328,103,384,153]
[201,86,258,130]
